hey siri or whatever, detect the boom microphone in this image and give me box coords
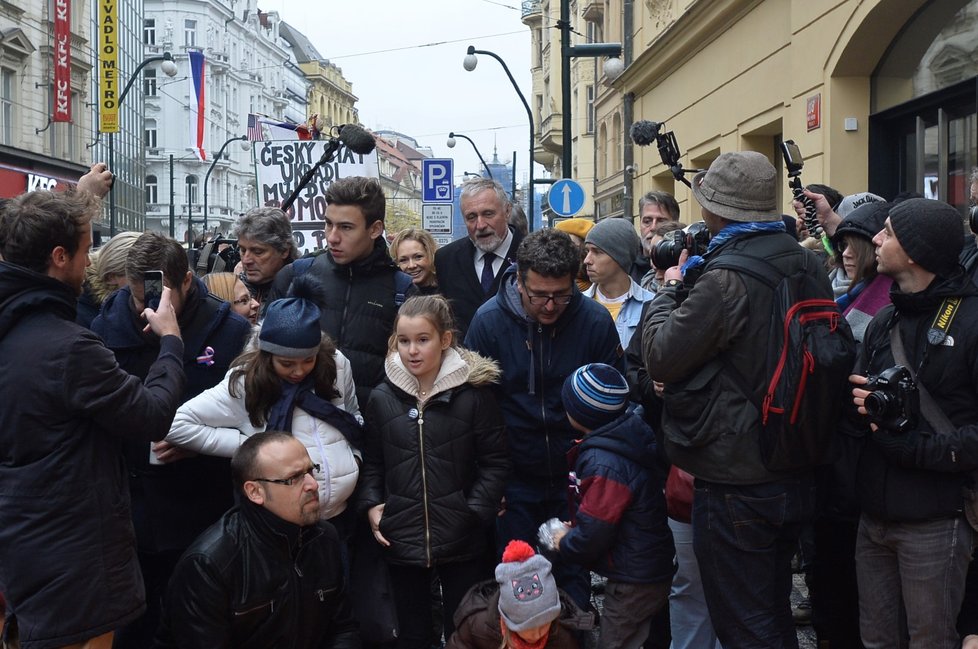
[337,123,376,155]
[630,120,662,146]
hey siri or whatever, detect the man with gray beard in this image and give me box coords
[435,178,524,337]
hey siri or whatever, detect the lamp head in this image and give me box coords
[161,52,178,77]
[463,53,478,72]
[603,57,624,80]
[239,136,251,151]
[446,134,457,148]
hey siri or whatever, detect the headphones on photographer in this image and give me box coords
[970,205,978,235]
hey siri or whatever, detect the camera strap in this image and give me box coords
[888,316,954,436]
[889,302,978,531]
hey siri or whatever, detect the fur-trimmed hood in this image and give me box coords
[384,346,500,402]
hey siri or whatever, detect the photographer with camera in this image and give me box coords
[643,151,839,649]
[848,198,978,649]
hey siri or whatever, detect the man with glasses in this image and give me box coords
[155,432,359,649]
[91,231,251,649]
[464,228,623,611]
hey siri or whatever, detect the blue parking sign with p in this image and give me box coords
[423,158,454,203]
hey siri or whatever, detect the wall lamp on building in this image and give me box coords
[463,45,536,231]
[108,51,178,237]
[447,132,493,180]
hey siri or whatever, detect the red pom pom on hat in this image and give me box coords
[501,539,535,563]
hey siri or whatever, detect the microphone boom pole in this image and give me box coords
[280,138,341,213]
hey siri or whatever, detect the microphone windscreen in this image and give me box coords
[630,121,660,146]
[338,124,376,155]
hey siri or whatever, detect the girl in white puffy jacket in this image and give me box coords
[166,278,363,522]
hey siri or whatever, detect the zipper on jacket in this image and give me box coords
[417,402,433,567]
[337,266,353,347]
[234,600,274,616]
[537,323,553,481]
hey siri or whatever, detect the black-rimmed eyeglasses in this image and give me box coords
[252,464,319,487]
[525,293,574,306]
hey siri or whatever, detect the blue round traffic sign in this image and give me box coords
[548,179,586,217]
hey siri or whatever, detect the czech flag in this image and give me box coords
[189,50,206,161]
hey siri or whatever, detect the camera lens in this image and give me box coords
[864,391,896,420]
[650,239,681,270]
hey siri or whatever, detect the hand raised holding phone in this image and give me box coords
[140,270,180,338]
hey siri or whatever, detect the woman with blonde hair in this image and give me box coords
[202,271,260,325]
[77,230,141,327]
[389,228,439,294]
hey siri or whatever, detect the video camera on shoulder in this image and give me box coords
[195,236,241,276]
[863,366,918,434]
[650,221,711,270]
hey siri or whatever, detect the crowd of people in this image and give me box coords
[1,157,977,649]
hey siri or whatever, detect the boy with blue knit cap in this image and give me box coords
[542,363,675,649]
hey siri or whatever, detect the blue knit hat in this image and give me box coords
[561,363,629,431]
[258,275,325,357]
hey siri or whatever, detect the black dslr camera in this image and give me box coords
[650,222,711,271]
[863,366,918,434]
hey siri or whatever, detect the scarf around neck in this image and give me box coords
[682,221,786,275]
[265,374,364,450]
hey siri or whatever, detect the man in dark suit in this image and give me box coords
[435,178,524,337]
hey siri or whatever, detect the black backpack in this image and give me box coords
[706,252,856,471]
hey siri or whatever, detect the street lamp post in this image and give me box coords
[558,0,623,179]
[463,46,536,231]
[107,51,177,237]
[447,132,493,180]
[202,135,248,234]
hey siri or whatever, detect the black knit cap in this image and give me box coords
[888,198,965,277]
[834,201,891,244]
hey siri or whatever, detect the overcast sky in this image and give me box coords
[261,0,544,186]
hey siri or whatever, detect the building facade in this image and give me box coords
[373,130,424,235]
[142,0,311,241]
[577,0,978,224]
[280,22,358,132]
[0,0,93,206]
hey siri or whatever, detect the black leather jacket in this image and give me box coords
[154,501,360,649]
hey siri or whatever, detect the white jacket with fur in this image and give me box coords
[166,351,361,520]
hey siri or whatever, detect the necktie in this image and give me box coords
[480,252,496,294]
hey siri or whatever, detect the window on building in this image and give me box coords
[146,175,158,205]
[612,113,622,172]
[48,88,78,160]
[598,123,608,177]
[586,85,595,134]
[186,175,198,205]
[0,68,13,146]
[143,69,157,97]
[145,119,157,148]
[144,18,156,45]
[185,19,197,47]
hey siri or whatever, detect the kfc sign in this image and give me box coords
[53,0,72,123]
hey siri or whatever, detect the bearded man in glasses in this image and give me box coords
[155,432,359,649]
[464,228,623,612]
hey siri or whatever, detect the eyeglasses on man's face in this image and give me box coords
[525,292,574,306]
[252,463,319,487]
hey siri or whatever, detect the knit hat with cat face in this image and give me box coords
[495,540,562,632]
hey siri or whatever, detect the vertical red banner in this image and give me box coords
[53,0,71,122]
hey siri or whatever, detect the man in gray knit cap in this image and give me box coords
[583,218,655,348]
[849,197,978,649]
